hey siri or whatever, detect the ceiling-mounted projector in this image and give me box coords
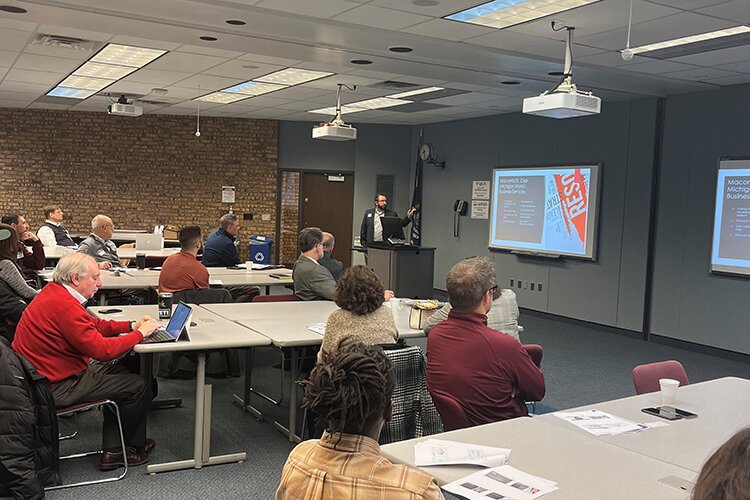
[107,95,142,117]
[523,24,600,119]
[312,83,357,141]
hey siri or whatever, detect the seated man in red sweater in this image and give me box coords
[158,225,209,293]
[12,253,160,471]
[427,256,545,426]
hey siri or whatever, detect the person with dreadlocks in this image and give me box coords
[276,341,443,499]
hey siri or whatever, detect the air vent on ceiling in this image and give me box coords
[374,80,421,90]
[31,34,100,52]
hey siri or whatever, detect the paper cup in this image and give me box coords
[659,378,680,407]
[245,261,253,271]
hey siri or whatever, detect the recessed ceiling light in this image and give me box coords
[91,44,167,68]
[387,86,444,99]
[74,61,137,80]
[389,46,413,53]
[255,68,333,85]
[0,5,26,13]
[500,80,521,85]
[222,81,287,96]
[196,92,249,104]
[547,71,564,76]
[412,0,438,6]
[445,0,602,30]
[199,36,218,42]
[226,19,246,26]
[350,59,373,65]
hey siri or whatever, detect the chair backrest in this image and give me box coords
[429,389,471,431]
[252,294,301,302]
[523,344,544,368]
[172,288,232,305]
[379,345,443,445]
[632,360,689,395]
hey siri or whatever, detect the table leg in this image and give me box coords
[273,347,300,443]
[146,352,246,474]
[231,347,264,419]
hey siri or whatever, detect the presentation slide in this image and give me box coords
[711,158,750,276]
[489,165,600,259]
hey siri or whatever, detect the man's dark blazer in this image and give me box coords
[319,252,344,280]
[359,208,411,247]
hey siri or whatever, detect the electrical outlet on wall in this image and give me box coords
[538,283,543,292]
[510,278,515,287]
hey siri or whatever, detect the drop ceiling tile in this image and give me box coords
[0,99,29,108]
[402,19,495,41]
[271,86,331,100]
[0,29,33,52]
[697,0,750,23]
[237,53,303,67]
[107,36,181,51]
[517,40,607,60]
[0,18,37,31]
[577,12,737,51]
[255,0,357,18]
[239,107,296,118]
[578,51,641,67]
[703,74,750,85]
[332,5,430,30]
[4,68,64,85]
[0,80,51,94]
[172,74,244,91]
[27,102,72,110]
[0,51,18,67]
[22,43,98,61]
[174,44,244,59]
[663,66,739,81]
[715,60,750,73]
[427,92,499,106]
[669,44,750,66]
[161,86,207,100]
[122,69,193,86]
[146,52,227,73]
[104,81,164,96]
[233,95,290,107]
[650,0,736,8]
[203,60,284,79]
[466,96,521,109]
[303,74,382,90]
[13,53,83,74]
[369,0,482,17]
[618,59,696,74]
[273,100,317,111]
[465,30,552,52]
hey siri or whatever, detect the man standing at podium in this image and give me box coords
[359,194,415,247]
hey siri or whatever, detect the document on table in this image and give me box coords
[306,323,326,335]
[442,464,558,500]
[414,439,510,468]
[553,409,645,436]
[209,278,224,286]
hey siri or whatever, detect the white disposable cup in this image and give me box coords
[659,378,680,407]
[245,261,253,271]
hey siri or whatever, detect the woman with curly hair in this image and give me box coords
[319,265,397,360]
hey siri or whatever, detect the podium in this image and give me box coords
[367,245,435,299]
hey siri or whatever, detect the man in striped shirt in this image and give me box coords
[276,341,443,500]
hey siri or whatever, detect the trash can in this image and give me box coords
[249,235,273,264]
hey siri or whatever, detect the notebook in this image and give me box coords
[140,302,193,344]
[135,234,164,250]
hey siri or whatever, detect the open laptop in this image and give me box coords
[140,302,193,344]
[135,233,164,250]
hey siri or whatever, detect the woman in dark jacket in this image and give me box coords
[0,337,60,498]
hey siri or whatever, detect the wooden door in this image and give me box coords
[301,172,354,268]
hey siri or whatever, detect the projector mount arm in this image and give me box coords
[545,22,577,95]
[331,83,357,126]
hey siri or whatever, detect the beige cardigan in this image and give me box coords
[319,305,398,360]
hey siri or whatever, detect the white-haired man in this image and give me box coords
[77,214,123,270]
[13,253,159,470]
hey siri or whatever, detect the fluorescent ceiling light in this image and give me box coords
[46,87,97,99]
[629,25,750,55]
[91,44,166,68]
[74,62,137,80]
[256,68,333,85]
[387,86,444,99]
[196,92,250,104]
[350,97,411,110]
[445,0,601,30]
[58,75,114,91]
[222,81,288,96]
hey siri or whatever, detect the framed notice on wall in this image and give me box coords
[222,186,236,204]
[472,180,490,200]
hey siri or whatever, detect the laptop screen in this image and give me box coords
[165,303,192,339]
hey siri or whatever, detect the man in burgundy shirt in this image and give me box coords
[13,253,160,471]
[427,256,545,426]
[1,213,45,280]
[158,225,209,293]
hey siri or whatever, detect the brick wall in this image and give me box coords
[0,109,278,261]
[278,171,300,265]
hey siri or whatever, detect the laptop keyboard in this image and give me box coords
[141,328,173,344]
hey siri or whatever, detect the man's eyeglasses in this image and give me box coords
[487,285,498,294]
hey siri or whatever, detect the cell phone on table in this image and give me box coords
[642,406,697,421]
[99,308,123,314]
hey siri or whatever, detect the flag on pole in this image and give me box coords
[410,130,425,246]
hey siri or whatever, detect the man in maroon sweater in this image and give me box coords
[13,253,160,470]
[427,256,545,426]
[1,213,45,280]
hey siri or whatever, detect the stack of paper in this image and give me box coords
[443,465,558,500]
[414,439,510,468]
[553,409,645,436]
[306,323,326,335]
